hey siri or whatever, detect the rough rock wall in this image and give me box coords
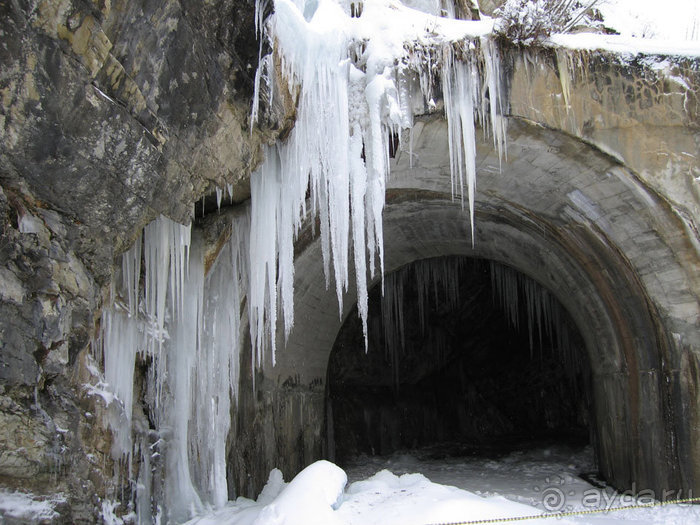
[0,0,288,519]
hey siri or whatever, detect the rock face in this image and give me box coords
[0,0,289,519]
[2,0,274,268]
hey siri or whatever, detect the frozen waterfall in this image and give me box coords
[94,0,511,522]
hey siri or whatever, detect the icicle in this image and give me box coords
[248,0,509,359]
[135,436,152,525]
[215,187,223,212]
[381,257,464,391]
[480,36,508,164]
[350,121,369,344]
[248,161,274,366]
[247,0,396,356]
[189,209,248,509]
[249,147,294,366]
[442,45,478,243]
[251,53,273,129]
[490,261,569,357]
[122,233,142,318]
[102,306,139,459]
[143,218,171,353]
[254,0,264,38]
[164,233,204,522]
[556,47,572,111]
[381,271,404,391]
[103,214,236,521]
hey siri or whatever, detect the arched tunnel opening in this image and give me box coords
[266,118,699,500]
[326,256,592,467]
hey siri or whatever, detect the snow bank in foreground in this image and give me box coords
[185,447,700,525]
[338,469,549,525]
[185,459,548,525]
[185,461,346,525]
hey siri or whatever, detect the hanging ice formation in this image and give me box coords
[380,259,579,391]
[489,261,585,398]
[250,0,507,353]
[381,257,466,388]
[93,213,250,523]
[94,0,510,522]
[489,261,576,367]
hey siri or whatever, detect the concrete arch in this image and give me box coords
[237,115,700,498]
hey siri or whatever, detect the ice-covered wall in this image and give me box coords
[0,0,283,518]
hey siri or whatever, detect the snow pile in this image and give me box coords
[339,469,546,525]
[182,453,562,525]
[185,447,700,525]
[184,461,346,525]
[343,446,700,524]
[494,0,597,45]
[549,0,700,55]
[183,459,546,525]
[493,0,700,50]
[253,461,346,525]
[548,32,700,58]
[0,491,65,522]
[597,0,699,41]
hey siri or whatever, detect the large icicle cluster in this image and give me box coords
[489,261,584,404]
[93,214,251,523]
[379,258,579,391]
[250,0,506,353]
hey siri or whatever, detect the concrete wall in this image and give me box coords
[245,108,699,496]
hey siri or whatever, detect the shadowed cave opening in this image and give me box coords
[327,256,594,468]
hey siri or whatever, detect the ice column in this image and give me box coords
[98,212,252,522]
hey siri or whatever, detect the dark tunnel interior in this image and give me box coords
[327,257,593,466]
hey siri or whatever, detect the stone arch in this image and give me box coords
[245,116,699,497]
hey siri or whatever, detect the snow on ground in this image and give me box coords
[0,490,65,522]
[185,445,700,525]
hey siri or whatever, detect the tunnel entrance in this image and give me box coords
[264,119,694,496]
[327,256,592,466]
